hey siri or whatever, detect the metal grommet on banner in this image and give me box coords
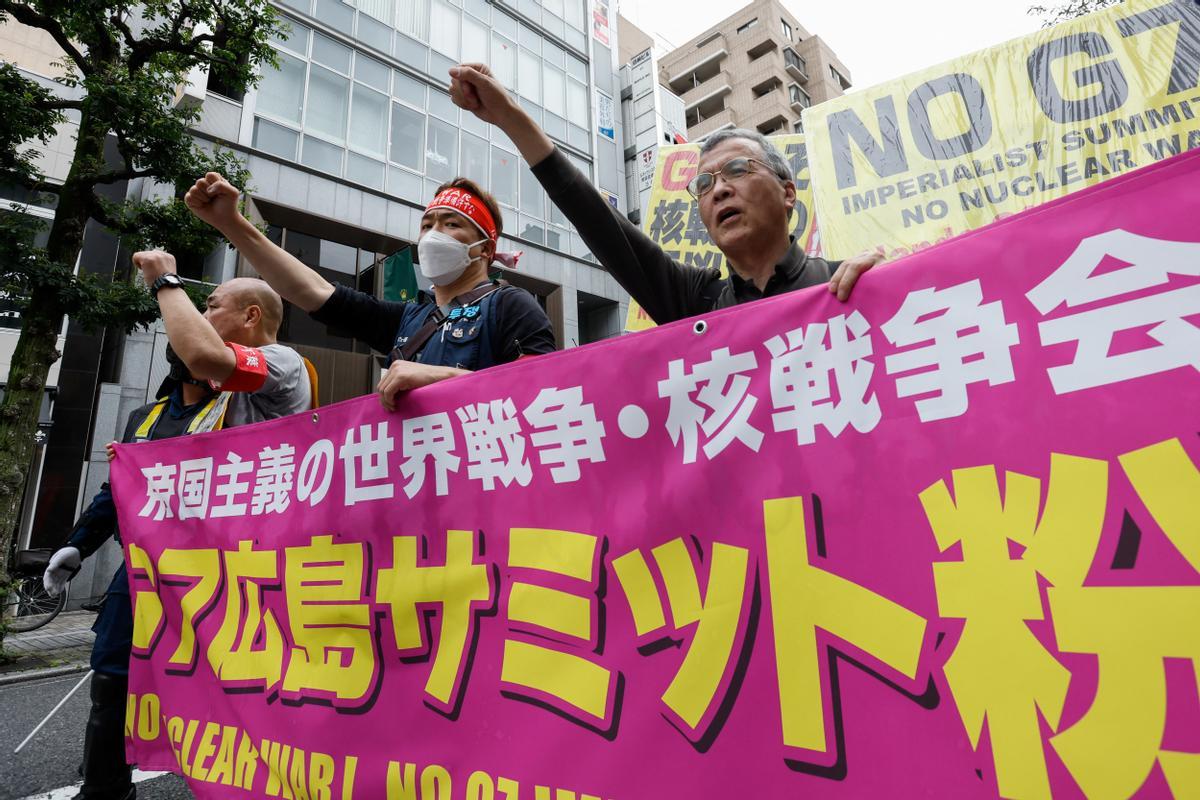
[311,413,319,424]
[693,320,708,335]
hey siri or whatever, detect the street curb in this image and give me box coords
[0,661,90,687]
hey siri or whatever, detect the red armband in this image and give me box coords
[210,342,268,393]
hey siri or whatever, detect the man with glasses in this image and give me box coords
[448,63,881,325]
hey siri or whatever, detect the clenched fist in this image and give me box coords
[184,172,243,232]
[132,250,177,289]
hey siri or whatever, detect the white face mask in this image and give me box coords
[417,230,490,286]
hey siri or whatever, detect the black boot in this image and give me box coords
[77,671,135,800]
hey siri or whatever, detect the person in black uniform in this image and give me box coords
[183,172,556,412]
[42,348,226,799]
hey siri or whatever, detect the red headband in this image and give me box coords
[425,188,498,242]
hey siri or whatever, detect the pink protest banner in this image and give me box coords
[111,150,1200,799]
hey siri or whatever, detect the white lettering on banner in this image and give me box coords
[400,413,460,498]
[881,279,1020,422]
[251,444,296,515]
[765,310,882,445]
[340,423,395,505]
[659,347,763,463]
[522,386,607,483]
[1026,229,1200,394]
[211,453,254,518]
[458,398,533,491]
[177,458,213,520]
[297,439,335,507]
[139,463,177,520]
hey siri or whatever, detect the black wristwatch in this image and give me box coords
[150,273,185,298]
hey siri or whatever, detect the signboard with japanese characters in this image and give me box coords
[113,150,1200,799]
[805,0,1200,260]
[597,91,615,141]
[626,135,819,333]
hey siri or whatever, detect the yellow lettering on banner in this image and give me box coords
[309,751,335,800]
[465,771,494,800]
[189,721,222,782]
[1118,437,1200,572]
[385,761,416,800]
[263,740,294,799]
[287,747,310,800]
[178,719,200,778]
[507,582,592,640]
[422,765,451,799]
[764,496,927,756]
[281,535,376,705]
[124,693,136,737]
[377,530,492,711]
[341,757,358,800]
[157,548,221,670]
[919,459,1105,799]
[1047,438,1200,799]
[204,725,238,786]
[136,693,159,741]
[806,0,1200,257]
[207,540,284,691]
[127,544,164,655]
[234,732,259,791]
[501,639,612,720]
[165,716,184,767]
[609,551,666,635]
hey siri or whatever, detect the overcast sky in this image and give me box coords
[619,0,1054,91]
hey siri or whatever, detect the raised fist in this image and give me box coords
[184,172,242,231]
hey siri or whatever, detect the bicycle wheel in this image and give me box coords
[3,575,66,633]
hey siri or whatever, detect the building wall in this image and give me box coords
[658,0,852,140]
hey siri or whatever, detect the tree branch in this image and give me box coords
[35,98,83,111]
[0,0,92,75]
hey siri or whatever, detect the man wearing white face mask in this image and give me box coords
[184,174,556,409]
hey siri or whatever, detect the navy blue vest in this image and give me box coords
[390,285,502,371]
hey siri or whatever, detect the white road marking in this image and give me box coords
[18,769,168,800]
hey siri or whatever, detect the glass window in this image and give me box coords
[394,33,428,70]
[543,111,565,142]
[564,0,584,31]
[346,152,385,189]
[278,0,312,14]
[543,13,564,40]
[302,135,344,173]
[270,18,310,54]
[593,44,613,94]
[519,215,544,243]
[519,163,543,217]
[392,69,425,107]
[306,65,350,142]
[425,116,458,182]
[257,50,306,124]
[396,0,430,40]
[548,198,566,227]
[429,89,458,122]
[781,18,792,40]
[566,79,587,124]
[349,83,388,156]
[542,0,564,20]
[492,34,516,88]
[490,146,517,207]
[518,0,540,25]
[429,52,457,86]
[517,48,540,102]
[461,109,488,138]
[493,8,517,38]
[388,166,422,201]
[568,123,589,153]
[314,0,355,31]
[518,24,541,53]
[543,65,565,117]
[355,55,390,91]
[312,34,351,73]
[390,102,424,170]
[546,225,562,250]
[460,132,488,184]
[464,0,489,22]
[565,27,585,53]
[429,0,461,59]
[357,14,392,52]
[462,13,488,63]
[567,55,586,82]
[253,117,299,159]
[356,0,393,23]
[544,42,565,68]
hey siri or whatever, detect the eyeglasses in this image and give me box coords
[686,157,782,199]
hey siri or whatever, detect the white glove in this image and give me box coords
[43,546,81,597]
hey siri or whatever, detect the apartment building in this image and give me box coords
[657,0,853,140]
[1,0,633,603]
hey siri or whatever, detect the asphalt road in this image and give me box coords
[0,672,193,800]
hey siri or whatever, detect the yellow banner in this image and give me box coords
[625,135,818,332]
[805,0,1200,259]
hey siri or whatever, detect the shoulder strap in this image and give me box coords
[395,282,506,363]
